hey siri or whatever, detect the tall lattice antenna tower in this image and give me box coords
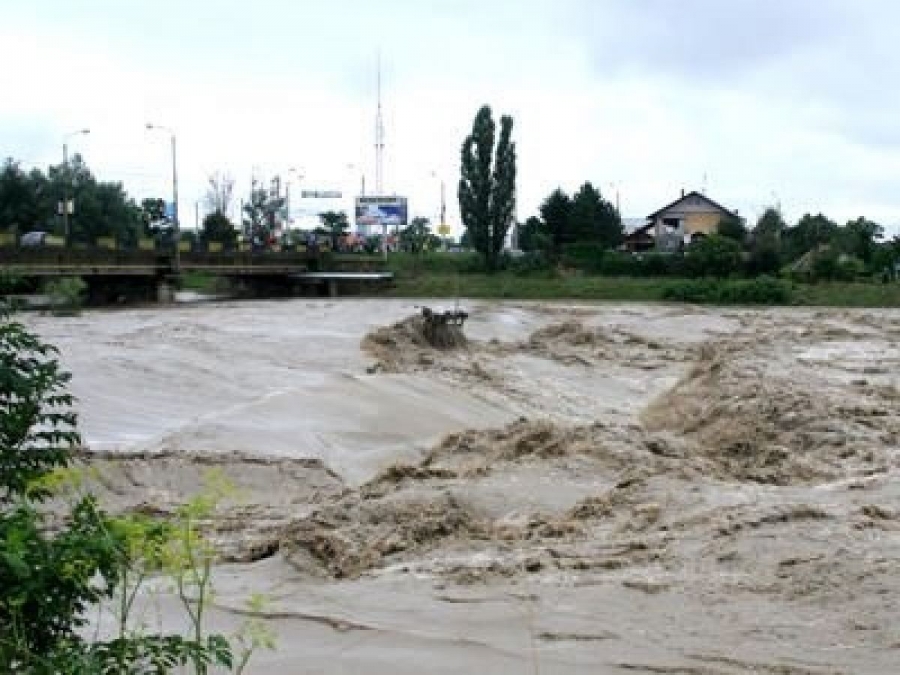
[375,52,385,195]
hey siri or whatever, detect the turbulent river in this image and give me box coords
[26,299,900,674]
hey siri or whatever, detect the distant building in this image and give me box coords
[621,222,655,253]
[623,191,742,253]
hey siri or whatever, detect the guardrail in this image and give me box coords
[0,247,387,277]
[0,247,163,268]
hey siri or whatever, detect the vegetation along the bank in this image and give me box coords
[0,299,274,672]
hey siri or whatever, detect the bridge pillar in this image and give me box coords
[156,281,175,304]
[327,279,338,298]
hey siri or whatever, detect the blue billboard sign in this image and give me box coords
[354,196,408,229]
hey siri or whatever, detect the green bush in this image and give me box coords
[387,251,484,278]
[793,250,868,283]
[683,235,743,278]
[45,277,87,315]
[560,242,605,271]
[661,276,791,304]
[0,301,273,672]
[811,252,840,281]
[0,272,29,296]
[595,252,678,277]
[745,247,781,276]
[594,252,637,276]
[643,252,679,276]
[504,252,554,276]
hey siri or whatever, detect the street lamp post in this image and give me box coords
[431,170,448,248]
[62,128,90,245]
[346,163,368,240]
[146,123,179,271]
[346,163,366,197]
[286,167,303,230]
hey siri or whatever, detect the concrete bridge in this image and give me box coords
[0,247,392,301]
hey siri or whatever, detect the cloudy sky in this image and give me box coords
[2,0,899,236]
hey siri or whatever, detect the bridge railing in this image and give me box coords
[0,245,390,275]
[0,246,163,268]
[179,250,315,269]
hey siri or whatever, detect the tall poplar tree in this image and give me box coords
[458,106,517,271]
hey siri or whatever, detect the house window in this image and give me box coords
[663,217,680,230]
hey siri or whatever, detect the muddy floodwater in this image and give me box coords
[27,299,900,674]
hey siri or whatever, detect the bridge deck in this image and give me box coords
[1,248,313,277]
[0,248,388,279]
[1,264,161,276]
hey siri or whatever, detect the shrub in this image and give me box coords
[811,251,840,281]
[560,242,605,271]
[661,276,791,304]
[0,301,272,673]
[684,235,743,278]
[505,251,554,276]
[642,252,675,276]
[595,252,682,277]
[387,251,484,278]
[840,257,867,280]
[0,272,29,296]
[595,252,639,276]
[746,247,781,276]
[45,277,87,315]
[794,250,868,283]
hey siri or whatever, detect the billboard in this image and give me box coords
[355,196,408,231]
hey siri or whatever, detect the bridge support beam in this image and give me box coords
[156,281,175,304]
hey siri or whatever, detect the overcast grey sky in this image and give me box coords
[2,0,898,235]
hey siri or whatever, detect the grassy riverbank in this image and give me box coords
[384,274,900,307]
[176,258,900,307]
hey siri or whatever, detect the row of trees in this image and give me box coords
[720,208,889,280]
[202,207,445,255]
[453,104,895,282]
[0,157,168,245]
[746,209,884,264]
[574,209,893,281]
[520,184,622,254]
[398,217,443,253]
[456,106,624,269]
[0,157,362,252]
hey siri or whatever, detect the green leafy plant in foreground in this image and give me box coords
[0,300,274,672]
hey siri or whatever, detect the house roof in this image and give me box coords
[622,217,649,234]
[647,191,737,220]
[623,222,654,240]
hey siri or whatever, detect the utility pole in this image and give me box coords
[62,128,90,246]
[285,181,290,227]
[146,123,179,271]
[375,52,385,196]
[374,53,388,258]
[62,144,69,243]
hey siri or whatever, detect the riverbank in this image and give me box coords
[384,273,900,307]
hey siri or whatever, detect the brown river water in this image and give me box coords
[26,299,900,674]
